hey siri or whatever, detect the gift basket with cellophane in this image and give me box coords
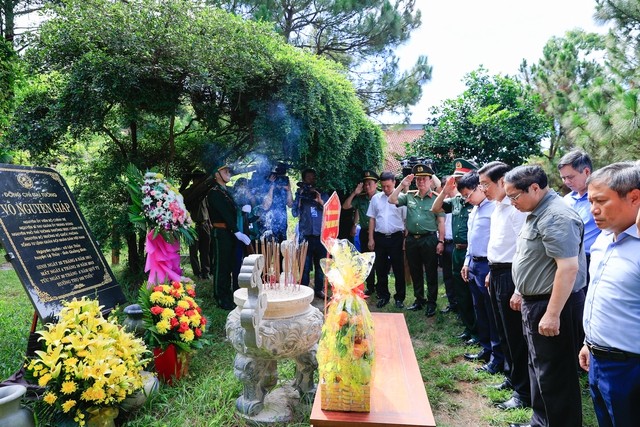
[317,238,375,412]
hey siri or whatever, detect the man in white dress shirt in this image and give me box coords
[367,171,407,308]
[478,161,530,410]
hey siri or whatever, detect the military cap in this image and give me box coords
[412,163,434,177]
[362,170,379,182]
[452,158,478,177]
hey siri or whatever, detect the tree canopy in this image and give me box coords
[211,0,431,119]
[521,2,640,167]
[410,68,551,173]
[4,0,383,277]
[7,0,382,183]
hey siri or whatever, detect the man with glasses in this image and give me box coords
[432,159,478,342]
[558,150,600,283]
[578,162,640,427]
[389,163,445,316]
[505,165,586,427]
[478,161,530,410]
[459,171,504,375]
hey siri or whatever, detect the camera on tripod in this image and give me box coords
[400,156,436,177]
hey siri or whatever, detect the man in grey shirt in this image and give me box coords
[504,165,586,427]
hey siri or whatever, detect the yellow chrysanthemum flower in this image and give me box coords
[61,399,77,413]
[43,391,57,405]
[180,329,195,342]
[61,380,77,394]
[177,300,190,309]
[161,308,175,319]
[149,291,164,304]
[156,319,171,334]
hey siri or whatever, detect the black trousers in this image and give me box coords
[373,232,405,301]
[358,227,375,292]
[405,234,439,306]
[453,247,476,335]
[521,291,584,427]
[489,266,530,404]
[211,228,236,308]
[189,221,211,276]
[439,241,456,306]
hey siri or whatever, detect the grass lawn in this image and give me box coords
[0,264,597,426]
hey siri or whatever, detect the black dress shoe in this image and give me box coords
[425,306,437,317]
[376,298,389,308]
[464,351,491,362]
[496,396,528,410]
[395,300,405,309]
[440,305,457,314]
[406,302,423,311]
[457,331,471,340]
[476,362,503,375]
[364,289,374,296]
[464,337,479,346]
[491,379,513,391]
[315,290,326,299]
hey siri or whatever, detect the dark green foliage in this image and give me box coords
[0,39,15,133]
[520,29,608,181]
[5,0,383,277]
[410,68,551,172]
[523,3,640,168]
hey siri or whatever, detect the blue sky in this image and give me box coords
[379,0,608,124]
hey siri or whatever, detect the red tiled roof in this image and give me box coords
[382,125,425,174]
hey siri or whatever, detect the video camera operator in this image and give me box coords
[292,168,329,299]
[261,162,293,243]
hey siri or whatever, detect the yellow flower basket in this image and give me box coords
[317,239,375,412]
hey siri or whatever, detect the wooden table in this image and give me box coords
[310,313,436,427]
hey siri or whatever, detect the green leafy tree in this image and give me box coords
[212,0,432,118]
[520,30,606,163]
[6,0,383,278]
[410,68,551,173]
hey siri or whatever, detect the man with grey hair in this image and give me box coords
[504,165,586,427]
[578,162,640,427]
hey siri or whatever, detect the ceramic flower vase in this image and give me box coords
[0,385,35,427]
[153,344,190,385]
[120,371,160,413]
[86,407,119,427]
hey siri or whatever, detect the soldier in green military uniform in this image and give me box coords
[342,170,379,295]
[389,163,446,316]
[432,158,479,342]
[207,163,251,310]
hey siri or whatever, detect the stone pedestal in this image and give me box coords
[225,255,323,423]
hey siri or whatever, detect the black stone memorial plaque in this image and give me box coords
[0,164,125,322]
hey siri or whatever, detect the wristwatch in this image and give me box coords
[438,240,444,244]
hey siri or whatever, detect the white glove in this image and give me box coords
[242,204,251,213]
[234,232,251,245]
